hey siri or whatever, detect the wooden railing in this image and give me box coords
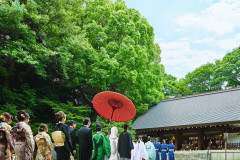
[227,143,240,149]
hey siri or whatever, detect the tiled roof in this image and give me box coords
[132,87,240,130]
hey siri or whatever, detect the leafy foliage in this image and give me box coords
[174,47,240,96]
[0,0,166,134]
[212,47,240,88]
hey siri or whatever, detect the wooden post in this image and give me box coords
[219,135,221,149]
[160,131,164,144]
[175,130,183,150]
[198,128,204,150]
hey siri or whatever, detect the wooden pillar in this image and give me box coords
[175,130,183,150]
[155,131,157,138]
[224,126,230,149]
[198,128,204,150]
[219,135,221,149]
[159,131,164,144]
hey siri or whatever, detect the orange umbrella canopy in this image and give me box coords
[92,91,136,122]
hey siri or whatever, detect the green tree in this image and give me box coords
[176,63,220,95]
[212,47,240,88]
[176,47,240,96]
[63,0,165,117]
[0,0,166,133]
[162,73,178,97]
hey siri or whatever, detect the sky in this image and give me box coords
[122,0,240,79]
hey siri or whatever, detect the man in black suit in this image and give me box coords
[118,124,134,160]
[69,120,77,155]
[78,117,94,160]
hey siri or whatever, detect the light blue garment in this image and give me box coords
[145,141,156,160]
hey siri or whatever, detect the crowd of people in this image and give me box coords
[131,136,175,160]
[0,110,175,160]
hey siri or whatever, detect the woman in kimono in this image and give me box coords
[0,112,13,160]
[54,111,73,160]
[132,136,148,160]
[109,126,119,160]
[14,110,35,160]
[34,124,53,160]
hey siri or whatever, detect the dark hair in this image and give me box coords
[55,111,66,121]
[83,117,90,125]
[148,136,151,141]
[123,124,129,130]
[69,120,76,126]
[16,110,30,122]
[39,124,48,132]
[105,131,109,136]
[96,128,102,132]
[0,112,13,122]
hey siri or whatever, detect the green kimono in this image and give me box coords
[92,132,111,160]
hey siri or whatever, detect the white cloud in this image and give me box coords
[176,0,240,35]
[159,40,225,79]
[194,33,240,50]
[174,28,185,32]
[154,38,163,42]
[160,33,240,79]
[158,0,240,79]
[200,0,215,3]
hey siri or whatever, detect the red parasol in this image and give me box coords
[92,91,136,122]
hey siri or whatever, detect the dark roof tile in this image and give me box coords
[132,87,240,130]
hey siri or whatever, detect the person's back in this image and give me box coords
[92,120,111,160]
[14,111,35,160]
[34,124,53,160]
[109,127,119,160]
[118,124,134,160]
[133,137,148,160]
[69,120,77,156]
[161,140,168,160]
[168,142,175,160]
[78,117,93,160]
[92,132,111,160]
[145,136,156,160]
[153,140,161,160]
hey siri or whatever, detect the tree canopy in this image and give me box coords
[174,47,240,96]
[0,0,167,133]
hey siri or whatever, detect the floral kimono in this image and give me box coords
[34,132,53,160]
[14,122,35,160]
[0,122,12,160]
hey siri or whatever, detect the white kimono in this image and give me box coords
[132,141,148,160]
[145,141,156,160]
[131,143,135,160]
[109,127,119,160]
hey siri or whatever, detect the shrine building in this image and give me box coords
[132,87,240,150]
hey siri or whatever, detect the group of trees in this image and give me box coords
[0,0,170,133]
[1,0,239,135]
[169,47,240,96]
